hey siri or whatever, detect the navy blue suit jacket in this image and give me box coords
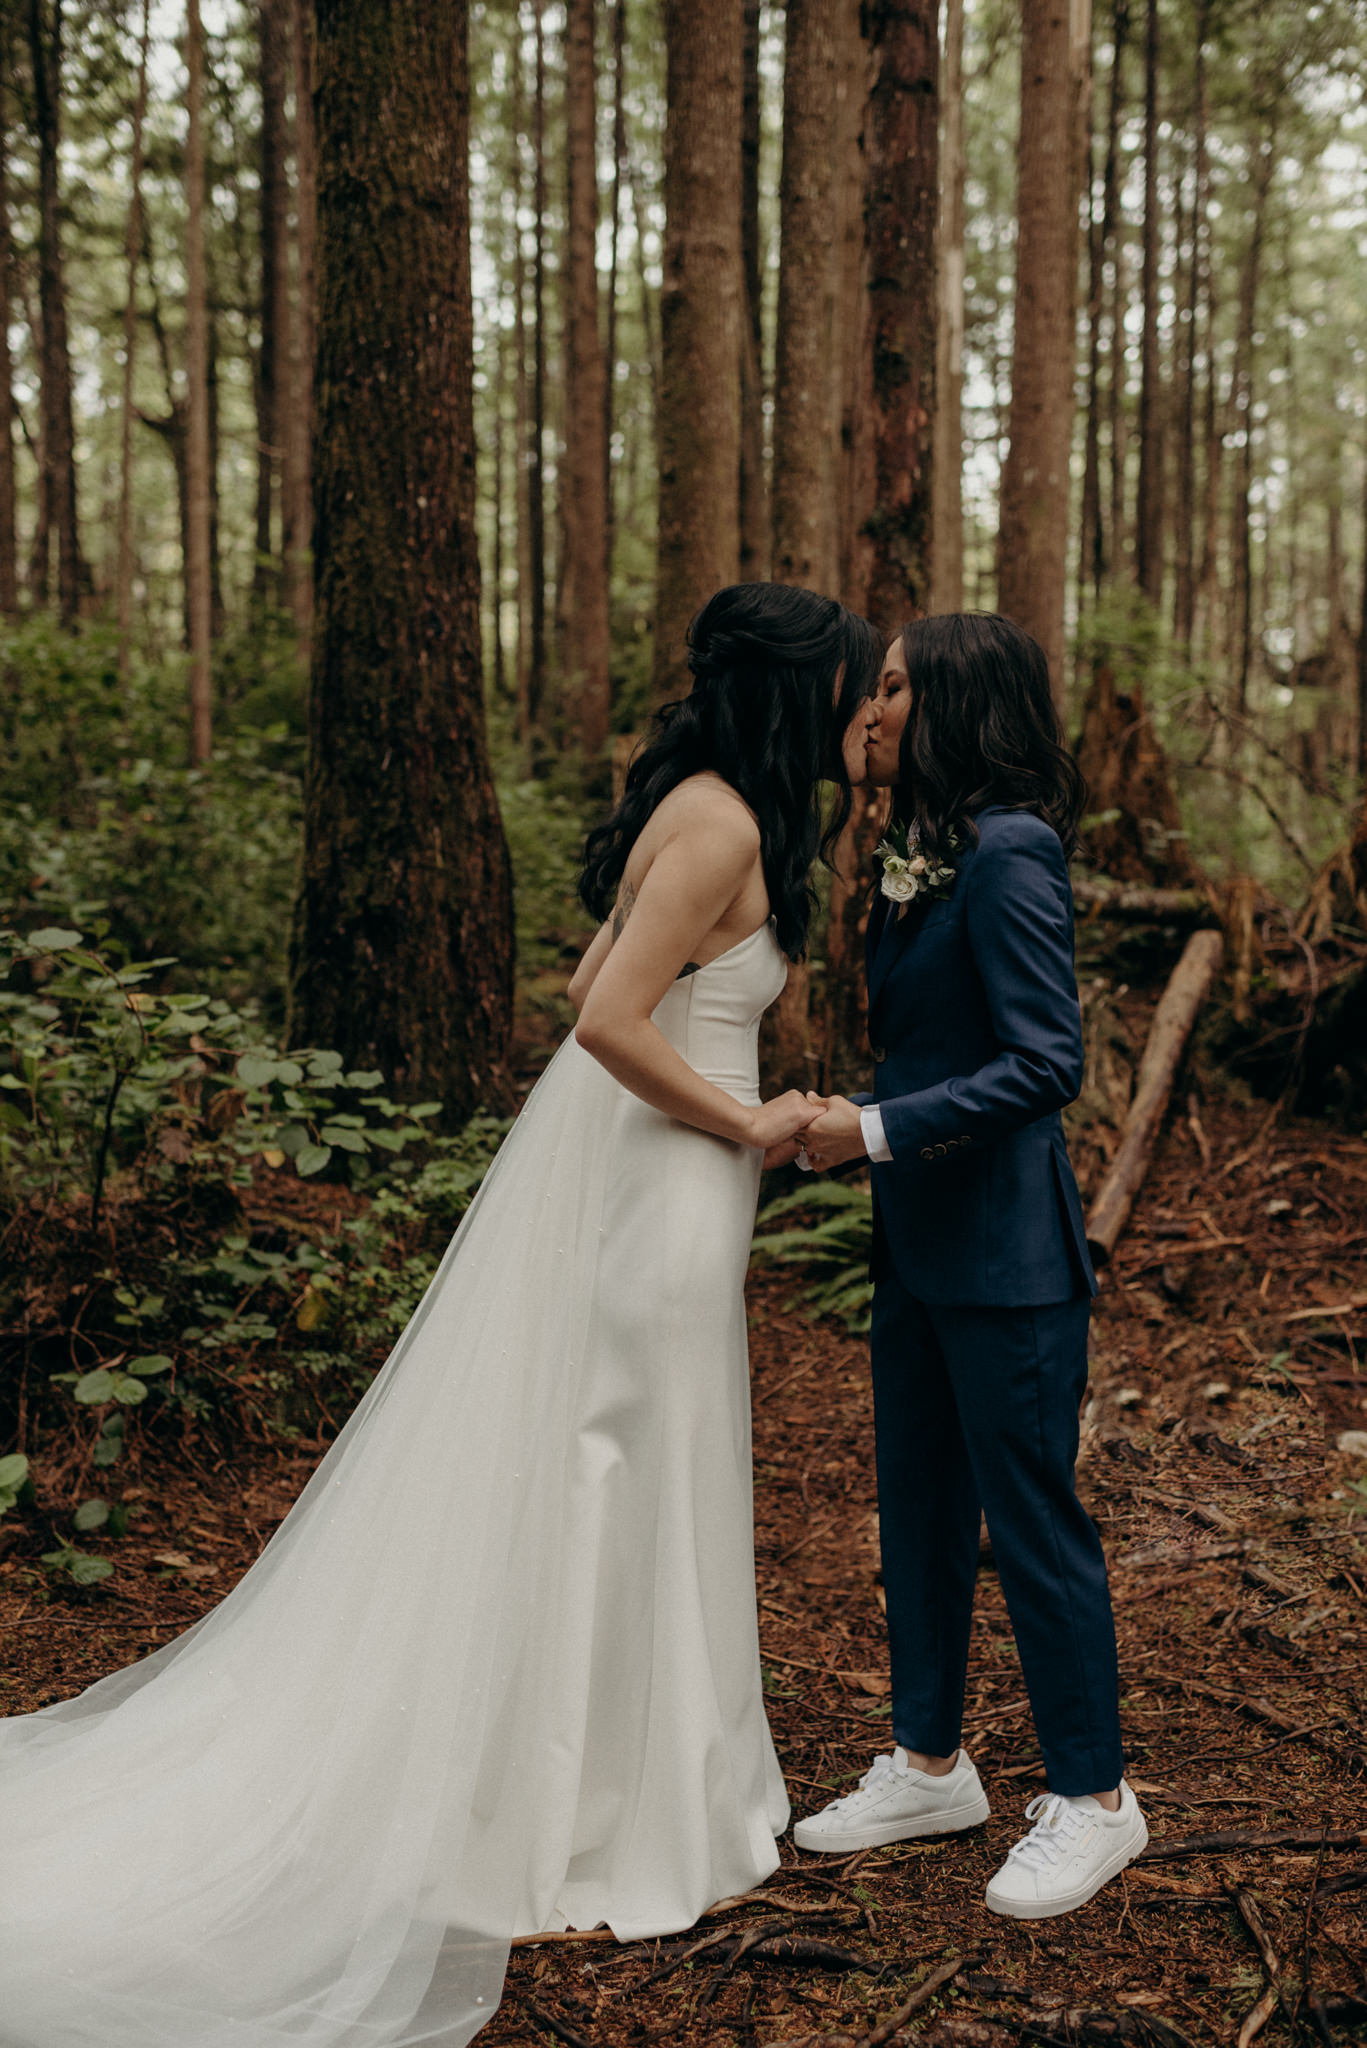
[858,805,1096,1307]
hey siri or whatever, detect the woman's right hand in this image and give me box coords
[746,1090,822,1155]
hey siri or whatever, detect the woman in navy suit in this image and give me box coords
[792,614,1148,1919]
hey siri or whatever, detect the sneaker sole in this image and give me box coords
[984,1811,1150,1920]
[793,1788,991,1856]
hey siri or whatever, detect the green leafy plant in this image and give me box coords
[0,1451,31,1516]
[751,1180,875,1331]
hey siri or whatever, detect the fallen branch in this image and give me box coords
[856,1956,966,2046]
[1086,929,1225,1263]
[1074,880,1218,926]
[1227,1885,1295,2045]
[516,1996,594,2048]
[1140,1826,1367,1860]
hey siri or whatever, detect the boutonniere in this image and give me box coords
[875,822,960,912]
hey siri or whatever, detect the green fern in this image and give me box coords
[751,1180,874,1332]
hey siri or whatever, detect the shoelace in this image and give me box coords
[1003,1793,1094,1872]
[822,1750,906,1815]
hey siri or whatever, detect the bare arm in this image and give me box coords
[567,919,614,1014]
[575,804,818,1152]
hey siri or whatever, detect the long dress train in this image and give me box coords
[0,923,791,2048]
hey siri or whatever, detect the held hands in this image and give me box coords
[797,1093,868,1172]
[749,1089,822,1170]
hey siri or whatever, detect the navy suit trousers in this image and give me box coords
[870,1270,1124,1796]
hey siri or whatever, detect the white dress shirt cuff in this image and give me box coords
[860,1103,893,1163]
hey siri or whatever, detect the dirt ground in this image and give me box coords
[2,1084,1365,2047]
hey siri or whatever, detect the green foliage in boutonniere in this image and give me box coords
[875,820,960,909]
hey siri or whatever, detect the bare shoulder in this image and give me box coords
[651,773,762,853]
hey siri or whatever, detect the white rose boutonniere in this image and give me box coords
[875,822,959,912]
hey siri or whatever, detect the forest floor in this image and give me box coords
[2,1068,1366,2046]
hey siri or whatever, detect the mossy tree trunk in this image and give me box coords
[289,0,514,1121]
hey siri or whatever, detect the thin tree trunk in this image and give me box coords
[115,0,152,669]
[1173,95,1199,652]
[1231,127,1275,713]
[860,0,939,628]
[653,0,744,703]
[28,0,82,625]
[1359,434,1367,785]
[1194,28,1220,666]
[560,0,611,762]
[284,0,316,647]
[771,0,838,591]
[604,0,626,587]
[527,0,549,737]
[738,0,767,581]
[492,323,506,703]
[511,20,531,736]
[997,0,1091,709]
[1133,0,1162,605]
[255,0,289,604]
[1102,0,1128,584]
[0,21,20,618]
[931,0,964,614]
[185,0,213,763]
[291,0,514,1119]
[1079,53,1103,609]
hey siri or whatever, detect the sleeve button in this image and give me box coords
[872,1046,887,1063]
[919,1147,935,1162]
[934,1143,948,1157]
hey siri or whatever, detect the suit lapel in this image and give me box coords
[867,892,923,1012]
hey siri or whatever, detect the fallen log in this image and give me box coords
[1086,928,1225,1265]
[1073,880,1219,926]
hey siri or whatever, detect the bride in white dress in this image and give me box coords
[0,582,880,2048]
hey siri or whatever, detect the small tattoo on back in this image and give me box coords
[611,883,636,943]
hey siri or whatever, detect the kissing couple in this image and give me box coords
[0,585,1146,2048]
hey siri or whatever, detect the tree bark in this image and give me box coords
[1133,0,1162,607]
[738,0,768,581]
[560,0,611,763]
[27,0,83,626]
[290,0,514,1119]
[1102,0,1128,586]
[1231,128,1275,714]
[284,0,316,647]
[527,0,549,738]
[1074,657,1195,886]
[114,0,152,670]
[771,0,839,591]
[859,0,938,629]
[997,0,1091,709]
[931,0,964,615]
[0,22,20,618]
[653,0,743,703]
[1173,13,1206,655]
[604,0,626,586]
[1085,928,1223,1262]
[254,0,290,605]
[1078,22,1103,609]
[833,0,871,609]
[185,0,213,764]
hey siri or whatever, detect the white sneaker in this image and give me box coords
[793,1748,990,1853]
[984,1781,1148,1919]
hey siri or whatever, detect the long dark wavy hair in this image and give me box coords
[580,584,881,960]
[889,612,1087,860]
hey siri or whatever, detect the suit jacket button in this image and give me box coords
[872,1045,886,1063]
[919,1146,935,1162]
[960,1135,972,1147]
[934,1143,948,1157]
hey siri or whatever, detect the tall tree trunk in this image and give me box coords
[254,0,289,605]
[291,0,514,1119]
[28,0,82,626]
[1231,127,1275,713]
[0,22,20,618]
[185,0,213,762]
[860,0,939,627]
[560,0,611,763]
[1172,96,1198,651]
[115,0,151,670]
[492,323,506,704]
[526,0,549,738]
[833,0,870,606]
[738,0,767,581]
[1133,0,1162,605]
[653,0,743,703]
[510,22,531,736]
[1102,0,1128,584]
[604,0,626,586]
[931,0,964,614]
[771,0,838,590]
[1078,31,1103,610]
[996,0,1091,710]
[1358,447,1367,786]
[1193,36,1220,665]
[284,0,316,647]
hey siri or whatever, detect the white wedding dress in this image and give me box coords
[0,923,791,2048]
